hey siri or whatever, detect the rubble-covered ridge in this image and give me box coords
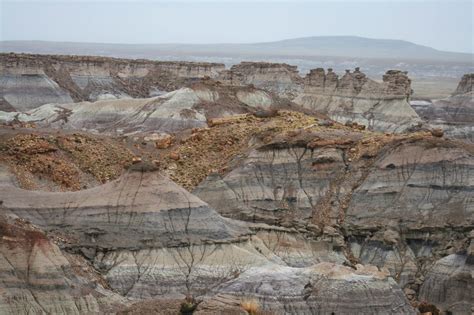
[157,110,331,189]
[0,132,134,191]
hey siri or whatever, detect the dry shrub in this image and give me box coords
[180,295,198,315]
[241,298,260,315]
[417,301,440,315]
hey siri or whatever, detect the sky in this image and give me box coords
[1,0,473,53]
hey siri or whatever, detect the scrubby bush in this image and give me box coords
[180,295,198,315]
[241,298,260,315]
[417,300,440,315]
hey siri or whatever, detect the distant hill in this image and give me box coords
[1,36,472,62]
[245,36,473,61]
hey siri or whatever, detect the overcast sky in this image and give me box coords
[1,0,473,53]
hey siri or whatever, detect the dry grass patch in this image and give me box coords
[241,298,260,315]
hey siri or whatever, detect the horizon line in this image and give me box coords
[2,36,473,55]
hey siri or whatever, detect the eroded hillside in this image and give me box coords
[0,54,472,315]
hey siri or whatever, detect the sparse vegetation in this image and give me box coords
[180,295,198,315]
[241,298,260,315]
[417,300,440,315]
[0,132,133,190]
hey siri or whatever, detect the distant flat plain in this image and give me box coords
[410,77,459,100]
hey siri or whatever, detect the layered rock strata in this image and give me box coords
[0,89,209,134]
[0,166,254,299]
[1,169,250,251]
[0,53,225,110]
[0,163,416,313]
[0,83,291,134]
[294,68,418,132]
[1,52,470,314]
[454,73,473,95]
[1,53,421,133]
[419,254,473,314]
[198,263,416,315]
[0,216,126,314]
[194,130,473,314]
[218,64,419,132]
[218,62,303,99]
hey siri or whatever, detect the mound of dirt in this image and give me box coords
[0,132,134,191]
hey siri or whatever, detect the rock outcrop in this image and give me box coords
[218,62,303,99]
[0,53,225,111]
[1,88,209,134]
[453,73,474,95]
[218,63,418,132]
[293,68,419,132]
[411,73,474,142]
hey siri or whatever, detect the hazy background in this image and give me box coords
[1,0,473,53]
